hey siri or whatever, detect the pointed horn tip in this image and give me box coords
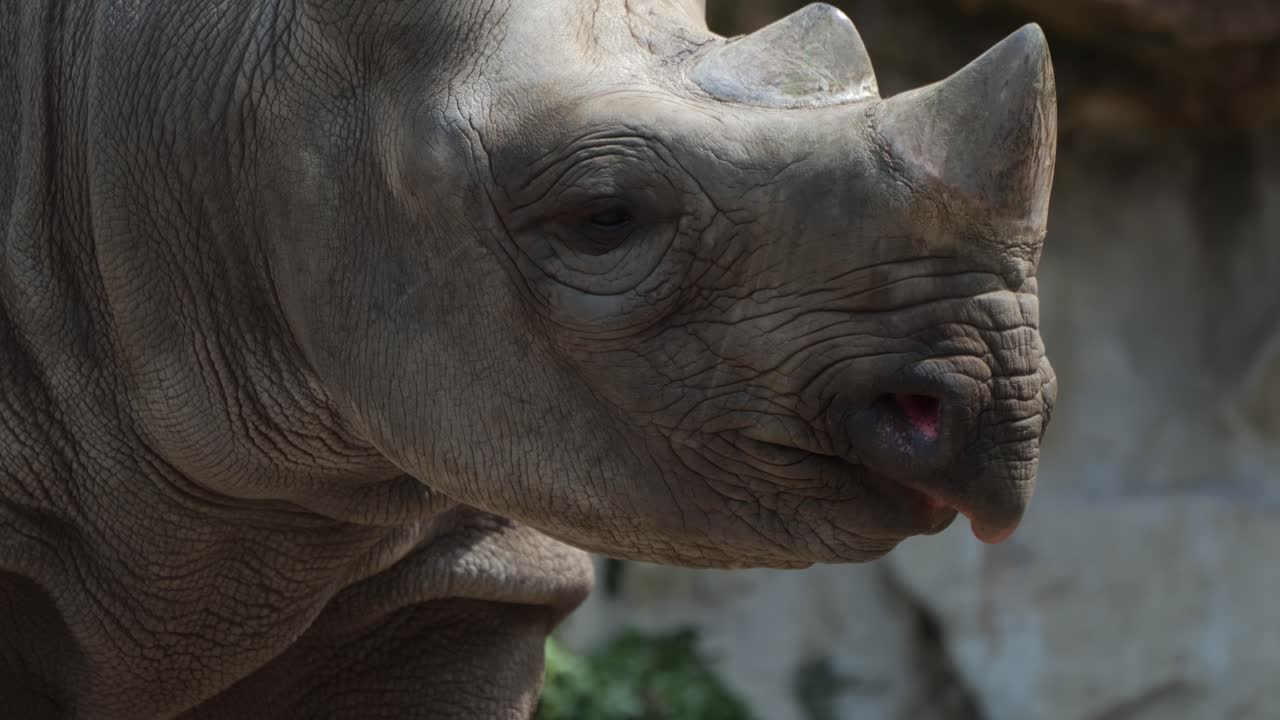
[943,22,1055,112]
[797,2,853,24]
[986,23,1054,77]
[1013,22,1048,48]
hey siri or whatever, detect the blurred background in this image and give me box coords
[542,1,1280,719]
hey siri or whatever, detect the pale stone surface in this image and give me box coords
[558,560,965,720]
[889,498,1280,720]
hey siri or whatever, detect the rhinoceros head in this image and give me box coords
[264,1,1058,567]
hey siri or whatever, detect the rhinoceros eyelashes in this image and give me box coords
[569,203,638,256]
[552,196,642,256]
[588,206,634,231]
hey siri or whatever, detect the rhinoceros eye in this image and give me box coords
[564,202,637,256]
[589,207,633,230]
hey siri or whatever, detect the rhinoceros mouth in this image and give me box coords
[851,465,960,538]
[719,431,959,540]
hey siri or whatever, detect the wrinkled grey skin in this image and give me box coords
[0,0,1057,717]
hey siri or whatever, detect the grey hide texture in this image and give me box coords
[0,1,1056,717]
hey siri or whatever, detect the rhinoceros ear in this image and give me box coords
[691,3,878,108]
[872,24,1057,232]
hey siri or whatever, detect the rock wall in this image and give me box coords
[557,2,1280,718]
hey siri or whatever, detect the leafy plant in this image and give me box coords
[537,630,752,720]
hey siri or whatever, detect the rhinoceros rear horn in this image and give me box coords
[692,3,878,108]
[873,24,1057,234]
[630,0,707,30]
[668,0,706,26]
[683,0,706,22]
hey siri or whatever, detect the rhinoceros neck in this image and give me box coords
[0,7,594,715]
[0,0,402,580]
[0,1,123,495]
[0,1,393,503]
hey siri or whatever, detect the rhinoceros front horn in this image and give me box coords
[872,24,1057,234]
[692,3,878,108]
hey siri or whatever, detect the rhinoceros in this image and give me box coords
[0,0,1057,716]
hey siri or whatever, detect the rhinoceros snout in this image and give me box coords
[823,352,1049,545]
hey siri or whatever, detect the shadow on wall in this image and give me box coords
[555,2,1280,720]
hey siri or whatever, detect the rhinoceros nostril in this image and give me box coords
[885,393,941,441]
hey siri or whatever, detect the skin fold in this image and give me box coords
[0,0,1057,717]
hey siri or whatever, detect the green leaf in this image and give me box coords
[536,630,752,720]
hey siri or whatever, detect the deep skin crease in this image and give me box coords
[0,0,1057,718]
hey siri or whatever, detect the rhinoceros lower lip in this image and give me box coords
[731,430,1024,544]
[872,476,1019,544]
[725,432,958,537]
[858,471,959,535]
[861,470,1019,543]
